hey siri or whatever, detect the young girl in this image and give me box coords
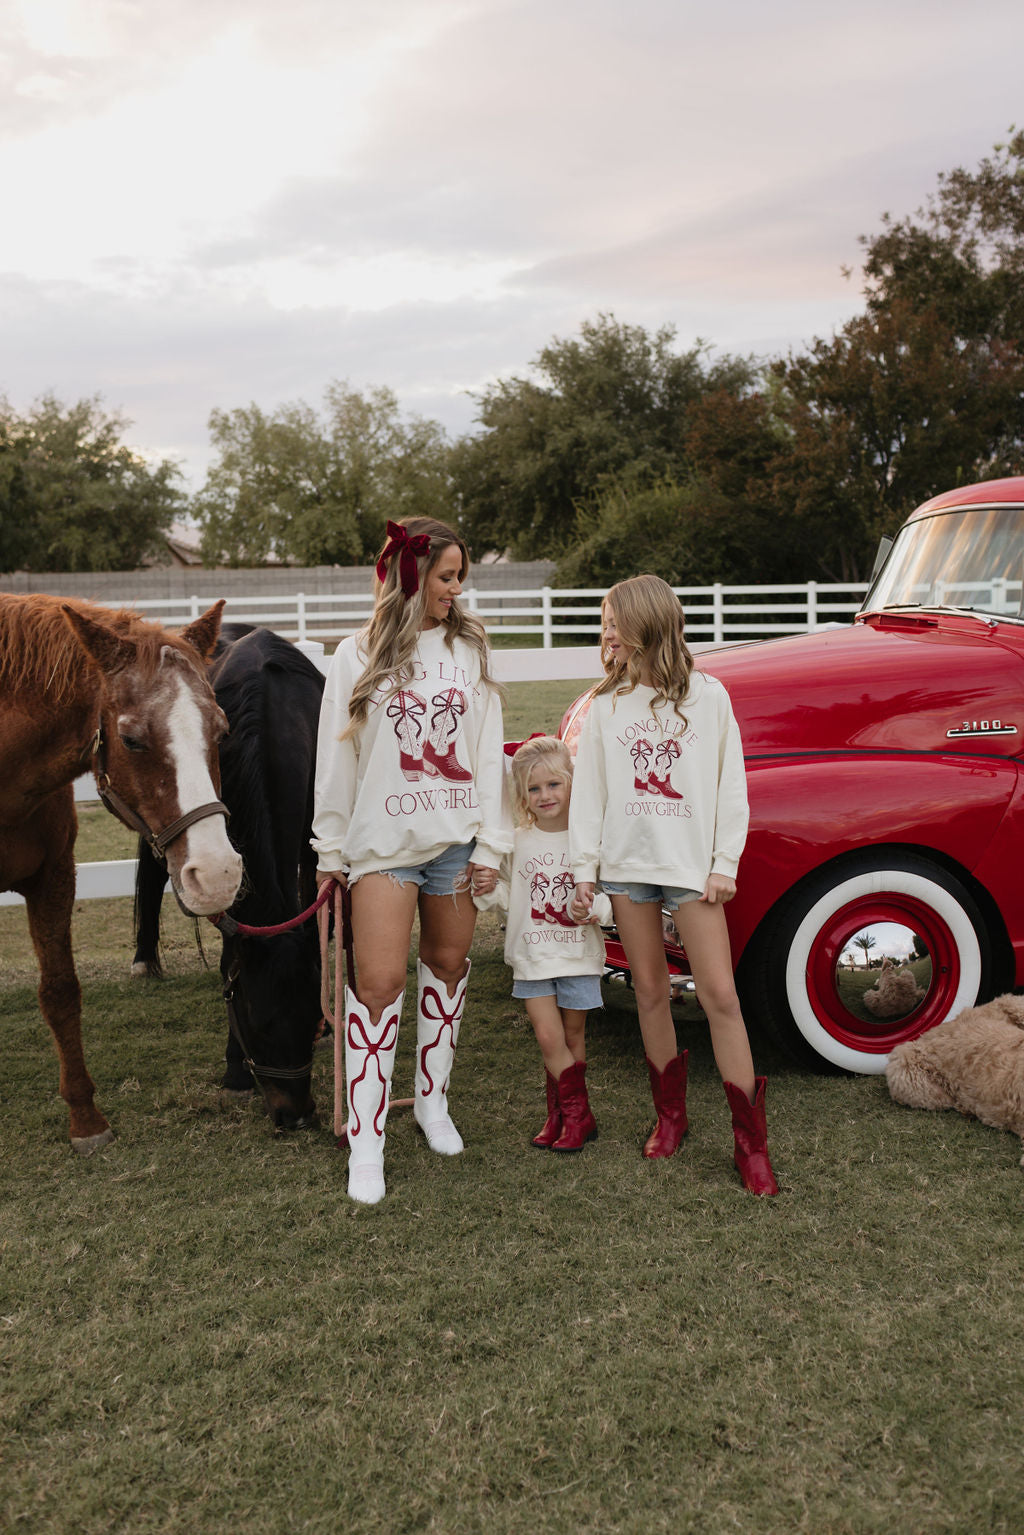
[312,517,511,1205]
[495,736,610,1150]
[569,574,778,1196]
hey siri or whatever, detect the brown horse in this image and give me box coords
[0,594,244,1152]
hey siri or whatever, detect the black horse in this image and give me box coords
[132,626,326,1130]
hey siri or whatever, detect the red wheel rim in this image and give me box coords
[804,893,960,1054]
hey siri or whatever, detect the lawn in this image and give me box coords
[2,679,1023,1534]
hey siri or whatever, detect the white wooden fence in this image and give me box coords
[103,580,869,647]
[1,576,871,911]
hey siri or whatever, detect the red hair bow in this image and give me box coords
[376,521,431,598]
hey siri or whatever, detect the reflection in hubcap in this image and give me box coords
[835,925,931,1024]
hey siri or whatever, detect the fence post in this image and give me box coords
[191,594,201,620]
[807,581,818,630]
[542,587,553,649]
[297,591,307,641]
[713,584,724,644]
[466,586,479,614]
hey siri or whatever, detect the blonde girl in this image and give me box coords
[312,517,512,1205]
[500,736,610,1151]
[569,574,778,1196]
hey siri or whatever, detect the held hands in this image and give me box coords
[467,862,497,898]
[701,873,736,905]
[570,881,596,923]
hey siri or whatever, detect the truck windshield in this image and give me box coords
[863,504,1024,620]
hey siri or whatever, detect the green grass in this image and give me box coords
[3,686,1023,1533]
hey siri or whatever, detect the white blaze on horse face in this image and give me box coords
[163,669,242,915]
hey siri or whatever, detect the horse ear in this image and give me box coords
[61,605,138,674]
[179,600,226,661]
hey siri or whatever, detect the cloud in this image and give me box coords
[1,0,1023,491]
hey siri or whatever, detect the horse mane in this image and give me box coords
[0,594,186,704]
[213,633,323,924]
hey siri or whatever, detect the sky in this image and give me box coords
[3,0,1023,489]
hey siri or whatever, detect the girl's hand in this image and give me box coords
[701,873,735,905]
[317,869,347,889]
[468,862,497,897]
[571,881,595,921]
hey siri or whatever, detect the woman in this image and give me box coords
[312,517,511,1205]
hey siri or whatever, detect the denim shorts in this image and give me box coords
[363,840,476,897]
[601,880,701,910]
[512,973,603,1010]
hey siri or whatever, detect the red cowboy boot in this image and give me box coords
[423,689,473,782]
[630,739,653,794]
[723,1077,779,1196]
[551,1061,597,1151]
[642,1051,688,1158]
[386,690,426,782]
[531,1070,562,1148]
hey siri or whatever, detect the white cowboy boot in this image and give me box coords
[345,987,403,1204]
[414,958,470,1154]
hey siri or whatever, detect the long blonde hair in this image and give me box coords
[509,735,573,826]
[593,574,694,721]
[343,515,498,738]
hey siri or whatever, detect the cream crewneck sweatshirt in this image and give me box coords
[311,626,512,879]
[568,671,748,890]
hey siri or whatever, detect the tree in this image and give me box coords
[194,383,454,567]
[0,394,182,572]
[853,934,877,967]
[451,314,758,560]
[769,132,1024,580]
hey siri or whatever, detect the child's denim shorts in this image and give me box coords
[512,974,603,1010]
[601,880,702,910]
[354,840,476,897]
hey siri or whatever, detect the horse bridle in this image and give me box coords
[91,724,230,859]
[221,955,316,1086]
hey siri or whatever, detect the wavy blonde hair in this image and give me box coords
[593,574,694,722]
[509,735,573,827]
[343,515,499,739]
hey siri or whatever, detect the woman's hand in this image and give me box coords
[701,873,735,905]
[571,881,595,921]
[316,868,348,889]
[467,862,497,897]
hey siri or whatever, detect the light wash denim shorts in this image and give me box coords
[600,880,701,910]
[512,973,604,1010]
[357,840,476,897]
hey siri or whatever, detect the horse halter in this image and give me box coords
[91,724,230,859]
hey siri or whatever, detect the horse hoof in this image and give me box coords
[70,1127,116,1156]
[130,961,163,980]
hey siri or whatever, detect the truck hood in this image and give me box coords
[697,612,1024,759]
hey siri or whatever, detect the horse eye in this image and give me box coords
[119,733,147,753]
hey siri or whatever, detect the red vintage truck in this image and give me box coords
[561,475,1024,1073]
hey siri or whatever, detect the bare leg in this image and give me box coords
[610,896,677,1069]
[561,1008,587,1063]
[349,873,420,1020]
[670,900,755,1100]
[524,995,575,1077]
[417,885,478,995]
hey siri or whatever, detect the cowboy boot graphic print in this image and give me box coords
[649,738,684,799]
[630,738,654,794]
[424,688,473,782]
[548,870,578,927]
[530,872,551,922]
[386,690,427,781]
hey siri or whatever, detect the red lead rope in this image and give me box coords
[207,878,339,939]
